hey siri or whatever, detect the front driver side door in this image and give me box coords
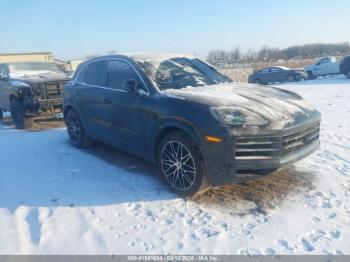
[106,59,153,157]
[313,58,327,76]
[269,67,284,82]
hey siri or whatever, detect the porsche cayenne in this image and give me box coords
[63,54,321,196]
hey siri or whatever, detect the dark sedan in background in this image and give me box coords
[248,66,306,84]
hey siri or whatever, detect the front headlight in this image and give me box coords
[210,106,269,127]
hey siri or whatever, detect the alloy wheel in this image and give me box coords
[160,141,196,191]
[66,112,81,145]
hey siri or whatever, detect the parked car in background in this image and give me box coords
[63,54,321,197]
[0,61,69,128]
[339,56,350,79]
[248,66,306,84]
[304,56,340,79]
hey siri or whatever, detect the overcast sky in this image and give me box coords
[0,0,349,60]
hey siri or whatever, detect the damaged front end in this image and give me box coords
[25,81,67,117]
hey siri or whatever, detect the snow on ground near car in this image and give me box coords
[0,76,349,255]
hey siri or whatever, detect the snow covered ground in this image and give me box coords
[0,76,349,255]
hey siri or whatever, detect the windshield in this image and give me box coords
[135,57,232,90]
[8,62,64,77]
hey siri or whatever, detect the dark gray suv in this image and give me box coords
[0,61,69,128]
[63,54,321,196]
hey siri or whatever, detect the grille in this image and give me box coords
[235,122,320,160]
[43,82,67,99]
[282,123,320,154]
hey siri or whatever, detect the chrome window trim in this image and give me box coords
[74,57,150,95]
[75,82,128,93]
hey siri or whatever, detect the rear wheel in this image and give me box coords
[65,109,93,148]
[157,132,208,197]
[254,79,261,84]
[10,99,33,129]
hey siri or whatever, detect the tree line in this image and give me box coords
[207,42,350,65]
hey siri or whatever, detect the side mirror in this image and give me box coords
[124,79,138,93]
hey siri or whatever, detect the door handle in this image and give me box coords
[75,91,80,97]
[103,98,112,104]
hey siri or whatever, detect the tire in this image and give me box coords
[306,71,314,80]
[10,99,33,129]
[287,74,296,82]
[157,131,208,197]
[65,109,93,148]
[254,79,261,84]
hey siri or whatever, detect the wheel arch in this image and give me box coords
[63,104,75,120]
[151,119,203,162]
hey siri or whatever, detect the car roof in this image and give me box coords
[127,52,194,61]
[85,53,195,64]
[271,66,290,70]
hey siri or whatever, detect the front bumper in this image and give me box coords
[202,117,321,186]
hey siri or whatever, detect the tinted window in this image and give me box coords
[108,60,140,90]
[317,59,327,65]
[270,68,282,73]
[260,68,270,74]
[85,61,108,86]
[75,63,88,82]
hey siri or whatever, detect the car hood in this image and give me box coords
[163,83,319,128]
[15,72,69,85]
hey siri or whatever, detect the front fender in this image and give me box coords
[150,117,204,162]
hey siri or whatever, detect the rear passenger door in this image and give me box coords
[78,60,113,139]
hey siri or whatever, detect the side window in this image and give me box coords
[108,60,142,90]
[261,68,270,74]
[84,61,108,86]
[270,68,281,73]
[75,63,87,82]
[317,59,326,65]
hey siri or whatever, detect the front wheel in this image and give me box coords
[10,99,33,129]
[65,109,93,148]
[157,132,208,197]
[287,74,296,82]
[306,71,314,80]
